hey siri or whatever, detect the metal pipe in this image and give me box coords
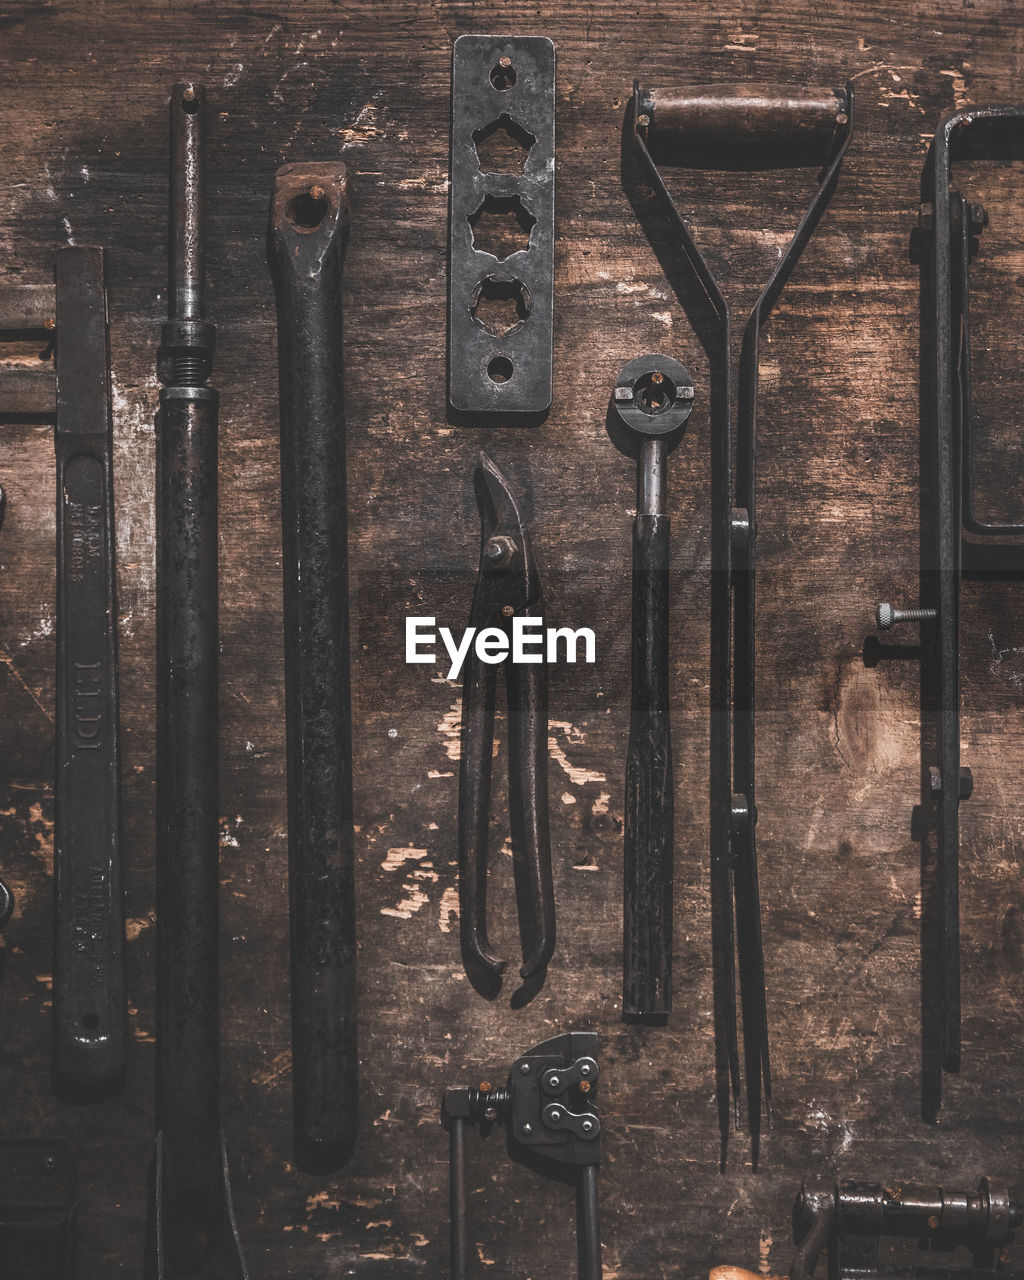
[638,438,667,516]
[577,1165,601,1280]
[270,161,357,1172]
[449,1116,466,1280]
[155,80,222,1269]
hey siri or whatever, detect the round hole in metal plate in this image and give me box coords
[487,356,514,384]
[489,60,517,90]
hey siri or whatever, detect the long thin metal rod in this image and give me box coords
[577,1165,601,1280]
[154,80,225,1270]
[52,245,125,1095]
[270,162,357,1172]
[449,1117,466,1280]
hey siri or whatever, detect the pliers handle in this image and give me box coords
[458,455,555,985]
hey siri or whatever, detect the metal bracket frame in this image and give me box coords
[926,104,1024,1103]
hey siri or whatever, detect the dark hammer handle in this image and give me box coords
[271,162,357,1172]
[640,84,847,159]
[53,245,125,1094]
[623,513,673,1017]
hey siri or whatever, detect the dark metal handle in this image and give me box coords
[640,83,847,158]
[52,245,125,1094]
[270,161,357,1172]
[506,643,555,979]
[623,512,673,1017]
[449,1115,467,1280]
[458,643,501,979]
[577,1165,602,1280]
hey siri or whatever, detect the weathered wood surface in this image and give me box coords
[3,2,1024,1276]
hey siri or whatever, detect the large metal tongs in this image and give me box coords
[458,453,554,992]
[629,79,854,1168]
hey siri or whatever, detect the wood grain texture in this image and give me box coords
[3,2,1024,1276]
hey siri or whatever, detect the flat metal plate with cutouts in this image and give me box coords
[448,34,555,418]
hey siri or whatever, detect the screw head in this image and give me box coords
[521,1122,533,1135]
[549,1108,562,1121]
[581,1119,594,1133]
[519,1062,531,1074]
[876,602,894,630]
[579,1063,591,1077]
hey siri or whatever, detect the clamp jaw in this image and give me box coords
[442,1032,601,1279]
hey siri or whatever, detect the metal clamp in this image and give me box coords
[442,1031,601,1279]
[915,104,1024,1112]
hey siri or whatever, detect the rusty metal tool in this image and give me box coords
[442,1031,601,1279]
[612,355,694,1019]
[458,453,554,992]
[0,1140,78,1277]
[0,247,125,1095]
[148,82,248,1280]
[629,77,854,1168]
[878,105,1024,1118]
[448,35,555,418]
[786,1176,1023,1279]
[270,160,357,1172]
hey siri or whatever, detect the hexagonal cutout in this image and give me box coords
[468,194,536,260]
[472,113,536,175]
[470,276,533,336]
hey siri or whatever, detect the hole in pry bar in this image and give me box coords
[81,1012,100,1032]
[470,277,533,336]
[286,186,329,230]
[487,356,514,384]
[489,58,517,90]
[473,113,536,175]
[180,87,199,114]
[635,370,675,414]
[468,194,536,260]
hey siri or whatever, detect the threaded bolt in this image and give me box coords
[876,602,937,630]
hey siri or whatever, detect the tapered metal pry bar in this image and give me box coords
[442,1032,601,1280]
[50,247,126,1097]
[611,356,694,1019]
[149,82,248,1280]
[458,453,554,990]
[631,79,854,1168]
[270,161,357,1173]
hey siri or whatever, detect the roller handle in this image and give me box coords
[622,513,673,1017]
[638,82,847,158]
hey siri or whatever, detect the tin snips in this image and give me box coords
[458,454,555,994]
